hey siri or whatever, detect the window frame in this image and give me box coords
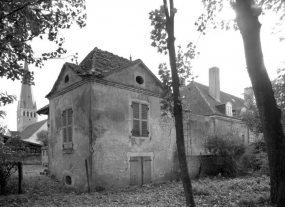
[62,107,73,149]
[130,100,150,138]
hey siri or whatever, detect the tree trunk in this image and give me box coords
[235,1,285,205]
[163,1,195,206]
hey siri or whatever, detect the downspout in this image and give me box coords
[88,79,94,189]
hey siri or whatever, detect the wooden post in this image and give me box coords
[85,159,90,193]
[18,162,23,194]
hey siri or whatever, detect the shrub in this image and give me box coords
[239,139,269,175]
[0,138,26,195]
[204,131,246,177]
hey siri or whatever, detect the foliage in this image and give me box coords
[1,164,272,206]
[240,139,269,175]
[204,131,246,177]
[0,137,27,195]
[240,77,285,136]
[0,92,16,118]
[36,129,48,146]
[0,0,86,83]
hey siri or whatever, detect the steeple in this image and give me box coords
[17,62,38,132]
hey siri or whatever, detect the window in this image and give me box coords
[23,111,25,116]
[131,102,149,137]
[62,108,73,148]
[34,112,36,117]
[226,102,233,117]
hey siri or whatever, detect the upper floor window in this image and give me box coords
[226,102,233,117]
[131,102,149,137]
[62,108,73,148]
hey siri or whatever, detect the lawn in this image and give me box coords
[0,165,272,207]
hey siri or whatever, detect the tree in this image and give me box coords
[0,92,16,119]
[199,0,285,205]
[149,1,196,206]
[0,138,26,195]
[36,129,48,146]
[0,0,86,117]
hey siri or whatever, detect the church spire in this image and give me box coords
[17,62,38,132]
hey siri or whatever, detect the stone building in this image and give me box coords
[45,47,176,190]
[180,67,253,155]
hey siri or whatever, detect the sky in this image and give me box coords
[0,0,285,131]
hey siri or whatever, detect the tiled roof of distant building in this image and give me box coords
[181,81,244,116]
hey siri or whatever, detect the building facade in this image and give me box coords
[46,47,177,190]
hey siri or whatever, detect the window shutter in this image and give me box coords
[67,108,73,142]
[62,110,67,127]
[68,126,72,142]
[141,104,149,137]
[63,128,67,143]
[132,102,140,136]
[67,109,72,125]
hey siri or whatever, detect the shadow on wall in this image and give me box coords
[174,155,219,179]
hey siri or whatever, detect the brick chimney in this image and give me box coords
[244,87,254,107]
[209,67,220,102]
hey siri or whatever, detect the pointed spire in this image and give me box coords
[130,55,132,61]
[17,61,38,131]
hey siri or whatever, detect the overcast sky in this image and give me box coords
[1,0,284,131]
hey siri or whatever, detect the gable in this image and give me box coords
[46,63,82,99]
[104,60,163,94]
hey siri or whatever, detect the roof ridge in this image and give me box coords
[192,81,244,101]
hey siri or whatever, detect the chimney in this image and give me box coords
[244,87,254,107]
[209,67,220,102]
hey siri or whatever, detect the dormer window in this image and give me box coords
[226,102,233,117]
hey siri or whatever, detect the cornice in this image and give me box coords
[47,77,160,100]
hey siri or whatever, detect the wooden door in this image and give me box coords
[130,156,151,186]
[130,157,142,186]
[142,157,151,184]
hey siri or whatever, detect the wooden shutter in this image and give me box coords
[143,157,152,184]
[130,157,142,185]
[62,110,67,142]
[132,102,140,136]
[141,104,148,137]
[67,108,73,142]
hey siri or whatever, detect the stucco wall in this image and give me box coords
[89,81,176,189]
[184,113,250,155]
[48,79,176,190]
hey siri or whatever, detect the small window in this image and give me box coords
[226,102,233,117]
[34,112,36,117]
[62,108,73,148]
[65,175,72,185]
[136,76,144,85]
[131,102,149,137]
[23,111,25,116]
[64,75,69,83]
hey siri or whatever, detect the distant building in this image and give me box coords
[180,67,254,155]
[17,62,38,132]
[19,119,47,144]
[7,61,48,144]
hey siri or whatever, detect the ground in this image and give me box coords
[0,165,272,207]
